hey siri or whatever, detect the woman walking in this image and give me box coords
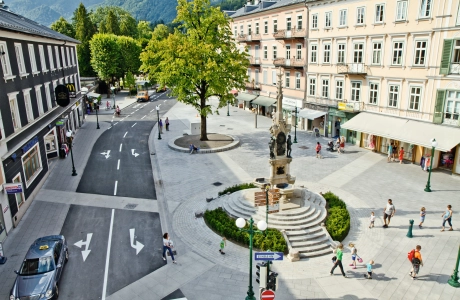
[399,147,405,164]
[330,243,347,277]
[162,233,177,263]
[165,117,170,131]
[441,205,453,232]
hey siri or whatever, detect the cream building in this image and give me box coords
[305,0,460,175]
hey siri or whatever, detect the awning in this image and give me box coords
[298,108,327,120]
[282,104,296,111]
[252,96,277,106]
[341,112,460,151]
[87,92,101,98]
[236,92,257,102]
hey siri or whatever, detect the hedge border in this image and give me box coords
[322,191,350,242]
[217,183,256,196]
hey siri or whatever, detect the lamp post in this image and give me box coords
[156,105,162,140]
[110,86,116,109]
[265,185,270,230]
[66,131,77,176]
[424,138,437,192]
[235,217,267,300]
[448,245,460,287]
[94,99,100,129]
[293,107,298,143]
[227,100,230,116]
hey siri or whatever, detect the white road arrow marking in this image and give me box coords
[101,150,111,159]
[74,233,93,262]
[129,228,144,255]
[131,149,139,157]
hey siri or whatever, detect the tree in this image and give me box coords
[117,36,141,77]
[119,14,138,37]
[140,0,248,141]
[104,10,120,35]
[51,17,75,38]
[124,71,136,95]
[151,24,169,41]
[91,6,137,38]
[72,3,96,76]
[90,33,120,95]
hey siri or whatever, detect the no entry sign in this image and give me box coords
[261,290,275,300]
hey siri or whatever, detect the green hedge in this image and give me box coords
[322,192,350,242]
[204,208,287,253]
[218,183,256,196]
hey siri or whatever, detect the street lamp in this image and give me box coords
[156,105,162,140]
[448,245,460,287]
[227,100,230,116]
[293,107,298,143]
[65,131,77,176]
[424,138,437,192]
[235,217,267,300]
[93,99,100,129]
[110,86,116,109]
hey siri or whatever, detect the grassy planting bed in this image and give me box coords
[322,192,350,242]
[218,183,256,196]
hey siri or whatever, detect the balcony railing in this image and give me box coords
[337,63,368,75]
[249,56,261,66]
[449,63,460,75]
[273,27,306,39]
[273,57,305,68]
[236,33,261,42]
[362,104,433,121]
[245,81,261,91]
[306,96,340,108]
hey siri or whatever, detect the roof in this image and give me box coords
[230,0,305,19]
[0,7,80,44]
[26,235,64,259]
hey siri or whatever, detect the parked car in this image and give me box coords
[136,91,149,102]
[156,86,167,93]
[10,235,69,300]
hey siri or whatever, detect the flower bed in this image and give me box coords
[322,192,350,242]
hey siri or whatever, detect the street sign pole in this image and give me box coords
[261,289,275,300]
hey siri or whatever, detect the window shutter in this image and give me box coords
[433,90,446,124]
[440,40,453,75]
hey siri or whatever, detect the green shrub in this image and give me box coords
[322,191,350,242]
[204,207,287,253]
[218,183,256,196]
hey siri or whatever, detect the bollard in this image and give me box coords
[406,219,414,238]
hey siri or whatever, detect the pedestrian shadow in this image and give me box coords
[372,263,382,269]
[372,273,398,281]
[414,273,450,282]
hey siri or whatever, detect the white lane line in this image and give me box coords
[114,122,118,125]
[119,144,122,152]
[107,127,112,130]
[164,100,167,102]
[150,109,155,113]
[117,159,120,170]
[102,209,115,299]
[113,181,118,195]
[131,123,137,127]
[130,112,134,115]
[123,132,128,138]
[121,118,126,121]
[135,109,139,112]
[141,115,146,119]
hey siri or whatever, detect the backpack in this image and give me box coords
[408,249,415,262]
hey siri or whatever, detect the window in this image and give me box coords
[272,70,277,85]
[297,15,303,30]
[14,43,26,75]
[273,46,277,59]
[263,46,268,59]
[357,7,365,25]
[60,47,67,68]
[255,22,259,34]
[372,42,382,65]
[255,69,259,84]
[286,45,291,59]
[457,3,460,25]
[66,47,71,67]
[44,83,52,110]
[22,143,42,184]
[396,1,408,21]
[375,4,385,23]
[240,25,243,35]
[409,86,422,110]
[264,21,268,34]
[445,91,460,122]
[309,78,316,96]
[323,44,331,63]
[335,80,344,100]
[325,12,332,28]
[234,27,237,37]
[8,92,21,130]
[369,82,379,104]
[322,79,329,98]
[339,10,347,26]
[35,86,44,115]
[311,44,317,63]
[273,20,278,33]
[312,14,318,29]
[38,45,47,72]
[285,72,290,88]
[392,42,404,65]
[247,46,251,56]
[28,44,38,74]
[414,40,427,66]
[388,84,400,107]
[263,70,267,84]
[286,17,292,31]
[353,43,364,63]
[248,69,252,82]
[0,41,13,77]
[295,73,301,89]
[296,44,302,60]
[12,174,24,208]
[47,46,55,70]
[55,46,61,69]
[337,44,346,64]
[248,24,252,35]
[351,81,361,101]
[419,0,432,18]
[23,89,33,122]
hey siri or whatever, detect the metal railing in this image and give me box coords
[236,33,261,42]
[362,103,433,121]
[249,56,261,65]
[337,63,368,75]
[273,57,305,68]
[272,27,306,39]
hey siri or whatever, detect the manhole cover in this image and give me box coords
[212,182,223,186]
[220,125,226,127]
[124,203,138,209]
[227,128,233,130]
[299,146,309,149]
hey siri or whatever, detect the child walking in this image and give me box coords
[219,237,226,254]
[363,260,374,279]
[316,142,322,159]
[369,211,375,229]
[419,207,426,229]
[349,243,358,269]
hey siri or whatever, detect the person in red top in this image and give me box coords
[399,147,405,164]
[316,142,322,159]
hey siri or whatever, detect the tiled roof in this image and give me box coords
[230,0,305,18]
[0,7,80,43]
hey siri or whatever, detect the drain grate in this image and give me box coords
[212,182,223,186]
[124,203,138,209]
[299,146,309,149]
[227,128,233,130]
[220,125,226,127]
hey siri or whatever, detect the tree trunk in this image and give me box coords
[200,95,208,141]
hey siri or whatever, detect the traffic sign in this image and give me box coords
[261,289,275,299]
[255,252,283,261]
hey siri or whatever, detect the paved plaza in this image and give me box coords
[1,95,460,300]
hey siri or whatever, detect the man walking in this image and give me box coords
[383,199,396,228]
[165,117,170,131]
[330,243,347,277]
[159,118,163,133]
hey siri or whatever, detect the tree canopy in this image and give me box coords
[90,33,120,84]
[51,17,75,38]
[140,0,248,140]
[91,6,138,38]
[72,3,96,76]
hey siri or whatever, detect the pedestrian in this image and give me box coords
[441,205,453,232]
[189,144,199,154]
[363,260,374,279]
[383,199,396,228]
[387,143,393,162]
[399,147,405,164]
[419,207,426,229]
[106,100,110,110]
[159,118,163,133]
[165,117,170,131]
[162,233,177,264]
[348,243,358,269]
[392,142,398,161]
[369,211,375,229]
[330,243,347,277]
[115,105,120,117]
[219,237,226,255]
[408,245,423,279]
[340,136,345,153]
[336,137,342,154]
[315,142,322,159]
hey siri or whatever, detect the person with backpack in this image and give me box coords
[383,199,396,228]
[408,245,423,279]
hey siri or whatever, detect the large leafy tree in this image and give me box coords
[140,0,248,140]
[103,10,120,35]
[90,33,120,95]
[51,17,75,38]
[116,36,141,77]
[72,3,96,76]
[91,6,137,38]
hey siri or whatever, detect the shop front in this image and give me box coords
[283,97,303,126]
[251,96,277,117]
[236,92,257,111]
[299,103,328,135]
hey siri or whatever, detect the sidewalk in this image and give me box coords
[88,90,139,116]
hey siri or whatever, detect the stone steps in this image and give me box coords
[299,247,333,259]
[287,230,326,242]
[291,235,329,248]
[253,209,323,229]
[256,206,315,221]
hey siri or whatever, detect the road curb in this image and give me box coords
[167,135,240,153]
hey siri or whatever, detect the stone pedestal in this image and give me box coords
[287,249,300,262]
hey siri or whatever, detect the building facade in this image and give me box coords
[0,6,84,240]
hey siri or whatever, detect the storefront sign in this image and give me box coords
[283,97,303,108]
[22,136,39,153]
[4,183,23,194]
[338,102,355,112]
[66,83,76,98]
[56,119,66,126]
[3,205,8,213]
[55,84,70,107]
[305,103,328,112]
[328,108,347,118]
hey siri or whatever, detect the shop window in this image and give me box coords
[409,86,422,110]
[13,174,24,208]
[22,143,43,186]
[444,91,460,124]
[45,129,57,153]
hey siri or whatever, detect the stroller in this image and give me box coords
[326,140,338,152]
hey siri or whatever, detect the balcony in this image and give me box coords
[306,96,339,108]
[249,56,261,66]
[273,27,306,40]
[273,57,305,69]
[337,63,368,75]
[236,33,261,43]
[245,81,260,91]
